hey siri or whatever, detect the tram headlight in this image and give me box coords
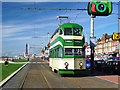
[79,62,83,69]
[80,62,83,66]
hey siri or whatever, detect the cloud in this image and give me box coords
[2,21,56,38]
[4,36,31,41]
[2,25,33,37]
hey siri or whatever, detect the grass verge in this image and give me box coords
[12,59,29,62]
[0,63,24,80]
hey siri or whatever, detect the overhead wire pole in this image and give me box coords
[118,17,120,60]
[47,32,50,43]
[118,1,120,60]
[90,0,96,73]
[90,14,96,73]
[32,34,51,56]
[29,46,42,55]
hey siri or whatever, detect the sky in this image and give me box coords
[2,1,119,56]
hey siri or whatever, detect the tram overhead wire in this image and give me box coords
[21,7,87,11]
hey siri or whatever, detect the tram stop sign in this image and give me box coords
[90,37,96,47]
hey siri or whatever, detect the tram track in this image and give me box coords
[40,63,76,88]
[62,77,83,89]
[20,61,53,88]
[19,64,30,89]
[2,58,118,89]
[40,64,52,88]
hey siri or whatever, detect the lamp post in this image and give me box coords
[118,18,120,33]
[118,18,120,60]
[118,1,120,60]
[90,15,96,73]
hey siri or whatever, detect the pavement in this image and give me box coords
[87,70,119,85]
[0,60,29,64]
[96,75,119,84]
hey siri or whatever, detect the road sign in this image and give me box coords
[90,37,96,47]
[112,33,120,41]
[88,0,112,16]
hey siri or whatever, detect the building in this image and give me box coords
[85,42,91,59]
[85,32,119,59]
[95,33,119,58]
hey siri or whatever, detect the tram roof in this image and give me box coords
[59,23,83,28]
[50,23,83,39]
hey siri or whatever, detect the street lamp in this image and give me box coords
[118,18,120,60]
[90,14,96,73]
[118,18,120,32]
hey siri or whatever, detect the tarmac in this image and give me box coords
[0,59,119,89]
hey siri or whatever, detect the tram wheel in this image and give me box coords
[54,69,57,73]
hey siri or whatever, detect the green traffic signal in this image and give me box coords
[88,0,112,16]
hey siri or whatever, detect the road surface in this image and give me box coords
[2,58,119,89]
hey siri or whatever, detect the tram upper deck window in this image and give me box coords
[64,28,72,35]
[59,29,63,35]
[73,28,81,36]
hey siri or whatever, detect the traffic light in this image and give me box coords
[88,0,112,16]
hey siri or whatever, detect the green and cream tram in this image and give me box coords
[49,23,86,74]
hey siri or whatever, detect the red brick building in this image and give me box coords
[95,33,119,57]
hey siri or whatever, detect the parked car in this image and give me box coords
[106,57,118,61]
[94,60,106,71]
[103,60,120,75]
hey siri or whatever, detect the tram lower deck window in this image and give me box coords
[74,48,82,55]
[65,48,82,56]
[65,48,73,55]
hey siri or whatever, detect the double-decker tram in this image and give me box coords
[49,23,86,75]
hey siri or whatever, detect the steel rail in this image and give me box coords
[19,63,30,89]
